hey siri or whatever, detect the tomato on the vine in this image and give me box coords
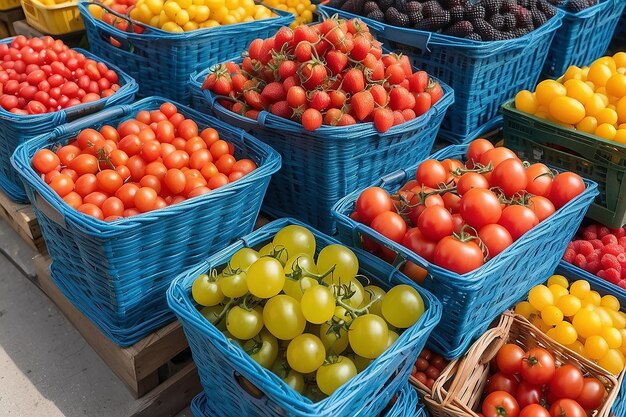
[520,348,555,385]
[486,372,519,396]
[549,364,583,400]
[496,344,525,376]
[433,235,484,274]
[482,391,520,417]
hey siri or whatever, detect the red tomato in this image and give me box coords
[528,196,555,222]
[69,154,98,175]
[207,173,228,189]
[210,140,230,159]
[417,205,453,241]
[459,188,502,229]
[57,144,80,166]
[74,173,97,197]
[479,147,519,170]
[516,380,543,409]
[232,159,256,175]
[215,154,236,174]
[77,203,104,220]
[442,192,461,213]
[32,149,60,173]
[115,183,139,208]
[498,205,539,241]
[486,373,519,396]
[63,191,82,209]
[441,159,464,182]
[101,196,124,218]
[433,235,484,274]
[401,261,428,285]
[407,191,445,225]
[370,211,407,243]
[575,378,605,410]
[520,404,550,417]
[490,159,528,197]
[521,348,555,386]
[525,163,553,197]
[96,170,123,194]
[355,187,393,224]
[200,128,220,147]
[549,365,583,401]
[478,224,513,259]
[548,173,585,209]
[49,173,73,197]
[549,399,586,417]
[134,187,157,213]
[456,172,490,195]
[415,160,447,188]
[84,191,108,208]
[466,139,494,168]
[482,391,520,417]
[497,344,525,376]
[402,228,437,262]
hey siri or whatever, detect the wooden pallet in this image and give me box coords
[0,190,46,254]
[33,255,202,417]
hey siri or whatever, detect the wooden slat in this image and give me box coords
[0,190,46,253]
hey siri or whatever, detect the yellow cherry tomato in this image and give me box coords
[536,80,567,106]
[565,78,594,104]
[563,65,583,81]
[596,123,617,140]
[573,308,602,338]
[615,129,626,144]
[515,90,539,114]
[549,96,586,124]
[598,349,625,374]
[585,335,610,360]
[601,295,621,311]
[584,93,606,117]
[568,340,585,356]
[547,321,578,345]
[602,327,623,349]
[576,116,598,134]
[515,301,537,319]
[542,305,564,326]
[596,107,618,126]
[528,285,554,311]
[548,275,569,288]
[556,294,582,317]
[588,62,613,87]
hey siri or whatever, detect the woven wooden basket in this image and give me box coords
[422,311,622,417]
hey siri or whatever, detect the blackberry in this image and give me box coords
[489,14,505,29]
[502,13,516,29]
[536,0,557,16]
[406,2,424,24]
[531,9,547,26]
[517,0,530,8]
[473,18,499,40]
[363,1,380,14]
[481,0,503,17]
[395,0,408,13]
[465,33,483,40]
[512,27,530,37]
[465,4,486,21]
[567,0,593,10]
[515,7,533,28]
[422,0,443,17]
[450,5,466,21]
[341,0,359,13]
[442,20,475,37]
[442,0,463,7]
[501,0,517,12]
[415,14,451,31]
[385,7,411,26]
[548,0,566,5]
[366,10,385,21]
[378,0,394,12]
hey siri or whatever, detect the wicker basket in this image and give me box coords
[423,312,621,417]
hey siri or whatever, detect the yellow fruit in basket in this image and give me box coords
[162,21,184,31]
[598,349,625,374]
[193,5,210,21]
[183,21,199,30]
[602,327,623,349]
[588,62,614,87]
[567,340,585,356]
[614,52,626,68]
[563,65,583,81]
[584,93,606,117]
[547,321,578,345]
[150,15,160,26]
[137,4,153,23]
[565,79,594,104]
[542,305,564,326]
[601,295,621,312]
[179,0,193,7]
[596,123,617,140]
[88,3,104,19]
[576,116,598,134]
[571,280,591,299]
[556,294,582,317]
[573,308,602,338]
[515,90,538,114]
[616,97,626,123]
[536,80,566,106]
[548,275,569,288]
[585,335,610,360]
[615,129,626,145]
[595,307,614,327]
[549,96,586,124]
[549,284,569,301]
[159,10,169,26]
[213,5,229,21]
[609,310,626,330]
[531,315,551,333]
[206,0,224,8]
[164,1,181,19]
[596,107,618,126]
[515,301,537,319]
[175,9,190,25]
[597,56,618,72]
[146,0,163,14]
[529,285,554,311]
[583,290,602,307]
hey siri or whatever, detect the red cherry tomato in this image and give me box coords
[519,404,550,417]
[478,224,513,259]
[575,378,605,410]
[521,348,555,386]
[486,373,519,396]
[482,391,520,417]
[549,364,583,401]
[516,380,543,409]
[498,205,539,241]
[355,187,393,225]
[433,235,484,274]
[370,211,407,243]
[459,188,502,229]
[549,399,586,417]
[548,173,585,209]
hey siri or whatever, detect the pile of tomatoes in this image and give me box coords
[31,102,257,221]
[410,347,449,390]
[192,224,427,400]
[202,17,444,132]
[0,36,123,115]
[481,344,607,417]
[351,139,586,275]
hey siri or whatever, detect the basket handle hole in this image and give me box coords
[235,373,265,400]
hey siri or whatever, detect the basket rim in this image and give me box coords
[25,0,80,10]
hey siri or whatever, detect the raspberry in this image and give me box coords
[578,240,594,256]
[574,254,587,270]
[619,280,626,289]
[602,244,624,256]
[582,224,598,240]
[618,252,626,268]
[602,234,618,246]
[604,268,621,284]
[590,239,604,249]
[601,253,622,272]
[563,248,577,263]
[586,261,600,274]
[598,226,611,238]
[612,228,626,238]
[622,267,626,279]
[620,236,626,248]
[586,251,599,263]
[572,240,582,251]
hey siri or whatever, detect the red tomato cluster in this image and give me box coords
[565,224,626,288]
[100,0,145,36]
[352,139,587,275]
[202,17,444,132]
[0,36,123,115]
[31,102,257,221]
[480,344,606,417]
[410,348,449,390]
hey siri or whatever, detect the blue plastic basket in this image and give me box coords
[557,261,626,417]
[78,0,293,103]
[544,0,626,78]
[198,62,453,234]
[190,382,426,417]
[317,5,563,144]
[11,97,281,346]
[332,144,598,358]
[167,218,442,417]
[0,41,137,203]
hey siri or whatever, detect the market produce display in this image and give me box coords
[0,36,123,115]
[481,343,607,416]
[516,275,626,374]
[554,0,598,12]
[202,17,445,132]
[350,139,586,274]
[263,0,316,27]
[30,101,257,220]
[564,224,626,287]
[191,224,427,400]
[411,347,449,389]
[515,53,626,143]
[324,0,558,41]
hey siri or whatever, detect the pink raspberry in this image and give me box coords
[602,244,624,256]
[619,236,626,248]
[590,239,604,249]
[605,268,622,284]
[578,241,594,256]
[586,251,599,263]
[611,228,626,238]
[601,253,622,272]
[586,261,600,274]
[572,240,582,251]
[618,252,626,268]
[618,280,626,289]
[582,224,598,240]
[563,248,577,263]
[621,268,626,279]
[599,226,611,238]
[602,234,618,246]
[574,254,587,269]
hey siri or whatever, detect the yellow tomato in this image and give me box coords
[149,15,160,26]
[536,79,566,106]
[175,9,190,25]
[595,56,617,72]
[206,0,225,9]
[602,327,623,349]
[596,123,617,140]
[164,1,181,19]
[162,21,184,31]
[549,96,586,124]
[515,90,539,114]
[200,19,220,27]
[159,10,169,25]
[596,107,618,126]
[145,0,163,14]
[615,129,626,145]
[585,335,610,360]
[556,294,582,317]
[223,13,238,23]
[548,275,569,288]
[565,78,594,104]
[588,62,613,87]
[178,0,192,7]
[601,295,621,311]
[598,349,625,374]
[88,3,104,18]
[576,116,598,134]
[563,65,583,81]
[617,96,626,123]
[614,52,626,69]
[547,321,578,345]
[194,5,210,21]
[606,73,626,98]
[515,301,537,319]
[212,5,229,21]
[585,93,607,117]
[183,20,199,30]
[568,340,585,356]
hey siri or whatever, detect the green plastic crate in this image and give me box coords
[501,99,626,228]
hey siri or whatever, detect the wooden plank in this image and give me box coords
[129,362,201,417]
[0,190,46,253]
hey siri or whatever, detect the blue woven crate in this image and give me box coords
[167,218,442,417]
[11,97,281,346]
[331,144,598,358]
[190,382,425,417]
[318,5,563,144]
[78,0,293,103]
[544,0,626,78]
[0,41,137,203]
[198,62,453,234]
[557,261,626,417]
